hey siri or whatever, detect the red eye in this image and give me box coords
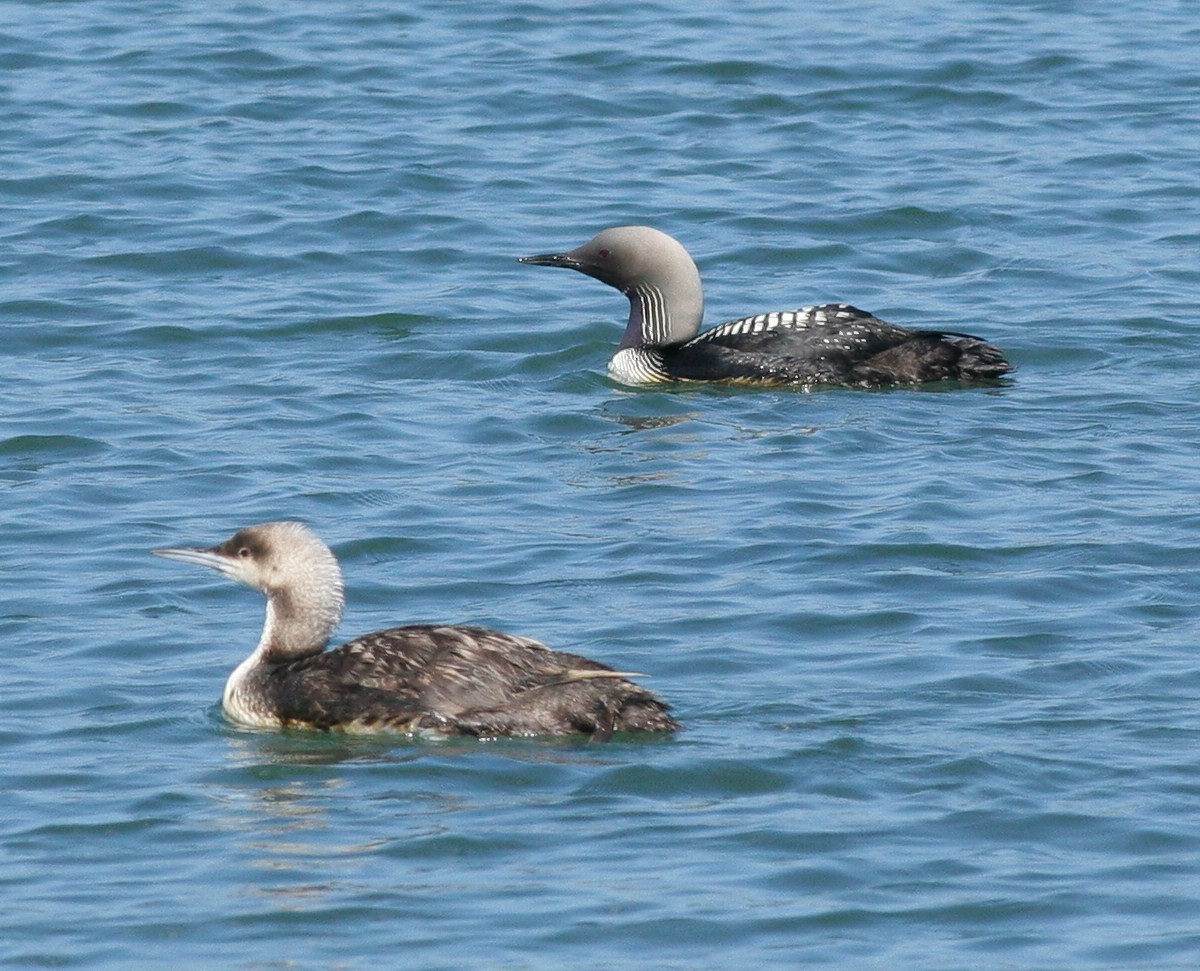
[598,249,610,260]
[238,547,252,558]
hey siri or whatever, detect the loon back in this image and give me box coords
[520,226,1013,388]
[660,305,1013,387]
[234,624,678,738]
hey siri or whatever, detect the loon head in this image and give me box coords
[154,521,346,656]
[520,226,705,349]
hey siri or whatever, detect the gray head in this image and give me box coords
[520,226,705,348]
[154,521,345,658]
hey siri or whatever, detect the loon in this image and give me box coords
[153,521,678,739]
[519,225,1012,388]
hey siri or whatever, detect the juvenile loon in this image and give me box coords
[153,521,677,739]
[519,225,1013,388]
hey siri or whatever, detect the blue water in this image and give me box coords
[4,1,1200,967]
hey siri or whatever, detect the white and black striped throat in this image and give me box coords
[628,283,674,345]
[608,346,672,386]
[693,304,867,342]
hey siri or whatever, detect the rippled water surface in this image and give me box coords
[4,1,1200,968]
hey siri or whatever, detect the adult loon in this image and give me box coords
[519,225,1012,388]
[154,521,677,739]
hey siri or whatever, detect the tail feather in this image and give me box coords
[952,336,1013,379]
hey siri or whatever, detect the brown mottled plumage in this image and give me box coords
[154,522,678,739]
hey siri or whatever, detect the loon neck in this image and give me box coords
[620,281,703,349]
[223,588,340,719]
[235,578,344,677]
[258,588,340,662]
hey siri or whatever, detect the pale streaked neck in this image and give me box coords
[255,587,340,664]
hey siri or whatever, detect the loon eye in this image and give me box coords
[237,547,252,559]
[598,248,610,260]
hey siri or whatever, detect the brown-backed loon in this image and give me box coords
[154,521,677,739]
[519,225,1013,388]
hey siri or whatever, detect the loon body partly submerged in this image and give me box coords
[154,522,677,739]
[519,225,1012,388]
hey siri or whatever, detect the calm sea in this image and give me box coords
[3,1,1199,968]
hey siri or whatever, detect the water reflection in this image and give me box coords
[219,727,662,769]
[205,738,447,909]
[605,411,698,434]
[203,729,670,908]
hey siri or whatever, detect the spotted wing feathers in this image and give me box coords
[671,304,1011,386]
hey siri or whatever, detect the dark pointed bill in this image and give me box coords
[517,251,579,269]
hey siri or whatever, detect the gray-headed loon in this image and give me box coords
[519,225,1012,388]
[154,522,677,739]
